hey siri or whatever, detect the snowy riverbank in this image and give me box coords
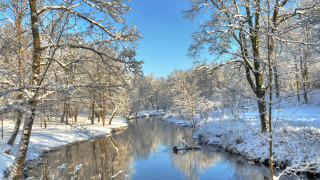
[128,110,165,119]
[0,115,128,179]
[163,103,320,179]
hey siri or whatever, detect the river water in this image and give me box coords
[22,116,272,180]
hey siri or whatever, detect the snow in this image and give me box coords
[163,93,320,178]
[57,163,67,169]
[173,140,203,151]
[128,110,165,119]
[162,115,193,127]
[111,170,122,179]
[1,96,319,178]
[0,115,128,179]
[74,164,83,174]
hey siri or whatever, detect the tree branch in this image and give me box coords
[197,59,243,74]
[37,5,116,38]
[40,43,142,65]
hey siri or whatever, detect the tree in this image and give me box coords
[183,0,315,133]
[0,0,29,146]
[184,1,319,178]
[1,0,142,178]
[168,68,218,127]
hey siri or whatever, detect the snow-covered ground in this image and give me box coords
[128,109,165,119]
[0,115,128,179]
[164,93,320,178]
[163,115,193,127]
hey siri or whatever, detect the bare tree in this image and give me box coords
[0,0,29,146]
[183,0,315,133]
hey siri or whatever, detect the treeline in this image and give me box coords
[132,0,320,129]
[133,50,319,126]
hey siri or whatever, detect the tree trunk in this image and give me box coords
[98,110,101,123]
[108,106,118,125]
[300,59,308,104]
[243,60,269,133]
[267,14,274,178]
[1,114,3,139]
[257,95,268,133]
[10,0,42,177]
[252,36,269,133]
[295,63,301,102]
[61,102,67,123]
[44,117,47,128]
[61,110,66,123]
[191,96,195,128]
[274,65,280,98]
[91,101,95,124]
[156,95,159,112]
[10,107,37,179]
[255,71,268,133]
[7,1,25,146]
[240,1,268,133]
[102,103,106,126]
[66,103,69,124]
[7,113,23,146]
[74,109,78,123]
[88,101,92,120]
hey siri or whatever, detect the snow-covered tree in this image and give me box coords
[0,0,142,178]
[183,0,318,133]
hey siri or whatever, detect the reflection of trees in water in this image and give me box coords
[171,148,222,180]
[114,117,194,160]
[116,117,218,180]
[223,155,269,180]
[112,117,200,179]
[126,118,270,180]
[171,147,269,180]
[23,136,133,180]
[23,117,270,180]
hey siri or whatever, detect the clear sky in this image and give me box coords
[126,0,200,78]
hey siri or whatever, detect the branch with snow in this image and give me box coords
[40,43,142,65]
[274,161,320,180]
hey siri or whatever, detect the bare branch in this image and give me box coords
[37,5,116,38]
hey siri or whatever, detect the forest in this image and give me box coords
[0,0,319,179]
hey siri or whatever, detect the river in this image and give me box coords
[22,116,272,180]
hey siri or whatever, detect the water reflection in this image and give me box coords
[23,117,271,180]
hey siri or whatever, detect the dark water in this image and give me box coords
[22,117,272,180]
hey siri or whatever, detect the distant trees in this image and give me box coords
[168,69,206,127]
[129,73,169,114]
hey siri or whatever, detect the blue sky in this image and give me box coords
[126,0,201,78]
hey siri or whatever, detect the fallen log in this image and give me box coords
[173,140,202,153]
